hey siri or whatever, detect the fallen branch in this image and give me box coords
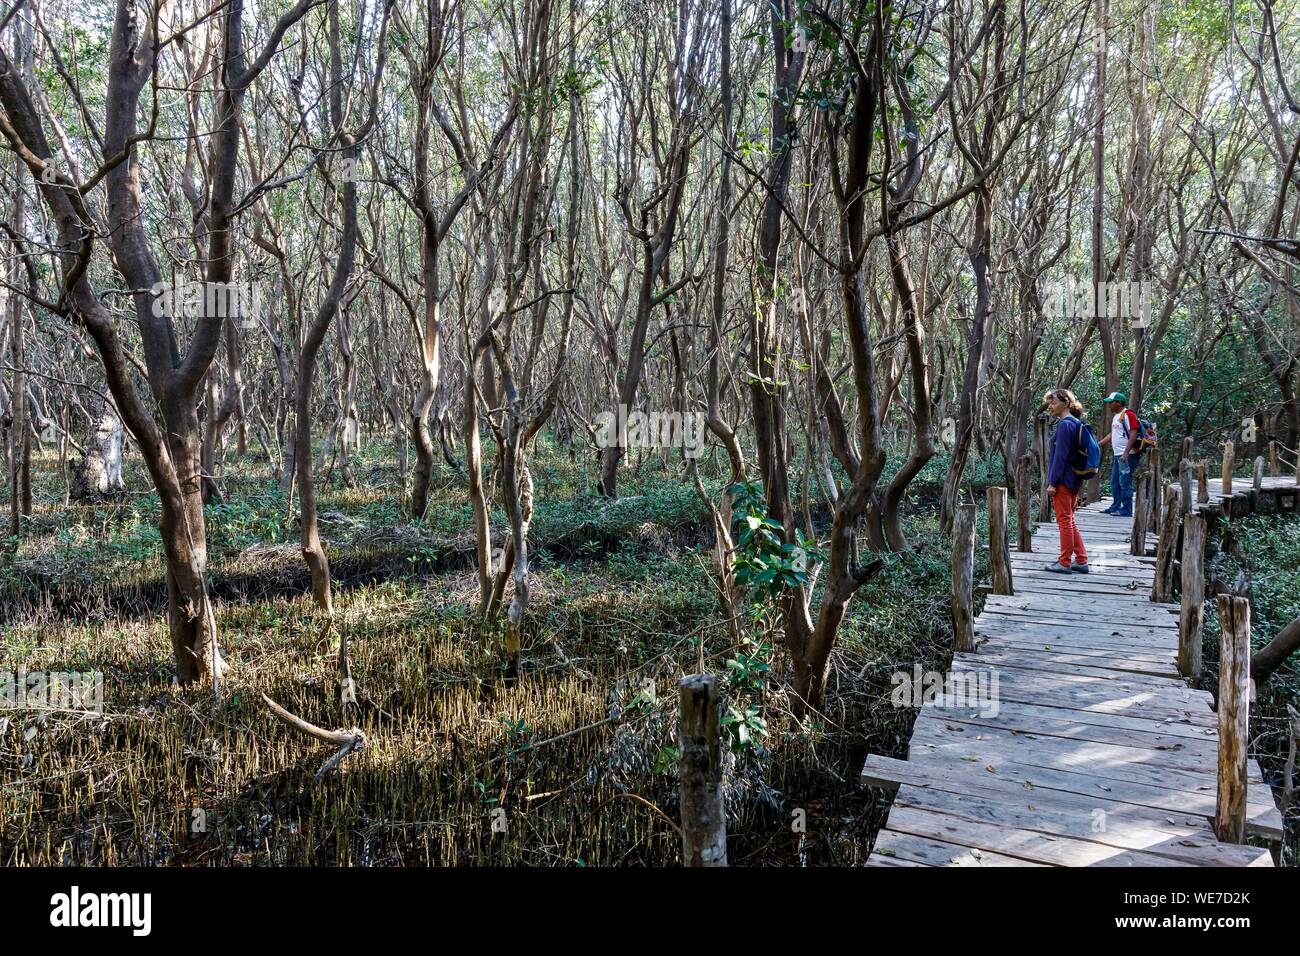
[262,693,366,781]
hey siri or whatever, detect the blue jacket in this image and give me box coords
[1048,415,1084,493]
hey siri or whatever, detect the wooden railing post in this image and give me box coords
[1179,513,1206,680]
[952,502,977,652]
[1131,472,1148,556]
[1182,436,1194,462]
[1270,439,1280,478]
[1016,454,1033,552]
[1152,484,1180,602]
[1197,460,1209,503]
[988,487,1013,595]
[678,674,727,866]
[1179,458,1192,518]
[1222,441,1234,495]
[1214,595,1251,844]
[1253,456,1264,493]
[1035,414,1052,522]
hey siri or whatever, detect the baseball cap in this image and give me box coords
[1103,391,1127,405]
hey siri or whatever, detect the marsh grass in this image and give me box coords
[2,441,961,865]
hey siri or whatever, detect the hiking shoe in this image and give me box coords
[1043,562,1072,573]
[1071,562,1090,573]
[1117,510,1133,518]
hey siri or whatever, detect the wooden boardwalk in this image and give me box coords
[862,480,1291,867]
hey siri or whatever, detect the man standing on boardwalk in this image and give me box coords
[1098,390,1140,517]
[1044,388,1090,574]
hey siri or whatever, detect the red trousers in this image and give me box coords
[1053,485,1088,568]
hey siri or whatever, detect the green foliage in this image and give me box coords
[728,481,822,603]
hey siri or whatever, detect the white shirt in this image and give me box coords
[1111,410,1135,456]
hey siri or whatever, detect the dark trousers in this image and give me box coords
[1109,454,1136,514]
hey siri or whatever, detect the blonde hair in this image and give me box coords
[1043,388,1084,417]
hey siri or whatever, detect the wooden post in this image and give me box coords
[1181,436,1194,462]
[1270,440,1280,477]
[1035,414,1052,522]
[1178,513,1206,680]
[1130,472,1147,556]
[1152,484,1180,602]
[952,502,977,652]
[678,675,727,866]
[1222,441,1234,495]
[1203,503,1223,561]
[1214,595,1251,844]
[1253,456,1264,493]
[1179,458,1192,518]
[1015,454,1033,552]
[988,487,1013,595]
[1152,450,1165,501]
[1196,460,1209,503]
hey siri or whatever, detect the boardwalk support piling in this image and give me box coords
[678,674,727,866]
[1214,595,1251,844]
[1197,460,1209,503]
[1222,441,1234,495]
[1131,473,1148,556]
[1179,513,1206,680]
[1152,484,1180,603]
[952,502,976,652]
[1035,414,1051,522]
[988,487,1013,595]
[1016,455,1033,552]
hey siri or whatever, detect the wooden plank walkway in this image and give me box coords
[862,486,1288,867]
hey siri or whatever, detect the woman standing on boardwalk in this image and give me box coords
[1044,389,1090,574]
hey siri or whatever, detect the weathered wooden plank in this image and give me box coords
[884,804,1205,867]
[977,609,1181,634]
[872,829,1047,867]
[970,634,1177,667]
[910,717,1266,788]
[922,697,1224,755]
[893,786,1272,867]
[1007,558,1155,575]
[890,751,1282,840]
[978,604,1177,625]
[924,694,1223,742]
[954,647,1180,683]
[863,754,1277,854]
[976,620,1178,645]
[977,610,1181,636]
[864,850,932,867]
[950,662,1218,725]
[1008,567,1155,586]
